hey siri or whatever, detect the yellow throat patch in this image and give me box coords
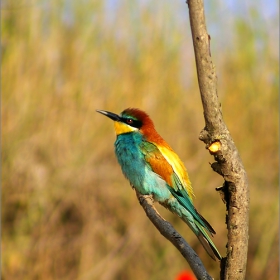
[114,121,137,135]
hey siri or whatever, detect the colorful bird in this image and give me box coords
[96,108,221,261]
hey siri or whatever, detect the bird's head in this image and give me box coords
[96,108,156,136]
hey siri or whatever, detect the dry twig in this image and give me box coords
[135,1,249,279]
[187,0,250,279]
[136,191,213,280]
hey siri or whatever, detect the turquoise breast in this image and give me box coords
[114,132,170,200]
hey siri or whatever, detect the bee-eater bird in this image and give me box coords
[96,108,221,261]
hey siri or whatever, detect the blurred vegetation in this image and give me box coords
[2,0,278,279]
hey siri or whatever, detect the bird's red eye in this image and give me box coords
[126,119,133,124]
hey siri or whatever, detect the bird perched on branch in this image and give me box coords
[96,108,221,261]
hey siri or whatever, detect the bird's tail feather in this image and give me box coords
[196,222,222,261]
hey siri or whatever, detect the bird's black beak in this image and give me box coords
[96,110,121,121]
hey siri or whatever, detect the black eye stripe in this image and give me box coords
[120,117,142,128]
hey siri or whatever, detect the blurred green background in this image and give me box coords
[2,0,278,279]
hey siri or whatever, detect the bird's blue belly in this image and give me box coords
[115,133,170,201]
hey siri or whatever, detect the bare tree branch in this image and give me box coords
[187,0,250,279]
[135,190,213,280]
